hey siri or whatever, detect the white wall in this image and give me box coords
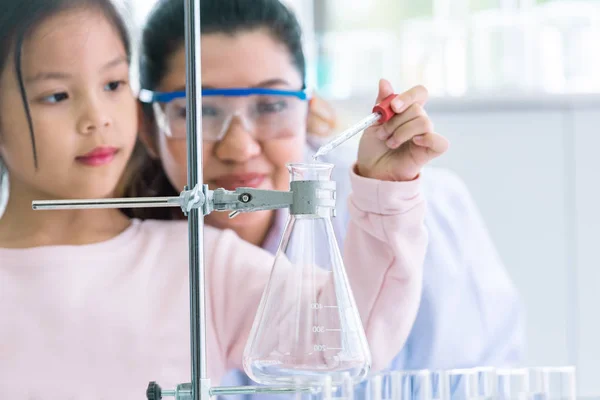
[573,109,600,396]
[426,103,573,371]
[332,94,600,396]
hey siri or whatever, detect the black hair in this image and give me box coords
[126,0,306,220]
[0,0,131,169]
[140,0,305,96]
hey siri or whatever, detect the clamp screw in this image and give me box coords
[146,381,162,400]
[239,193,252,203]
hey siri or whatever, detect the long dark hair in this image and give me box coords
[124,0,306,220]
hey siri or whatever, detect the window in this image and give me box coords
[118,0,600,98]
[316,0,600,98]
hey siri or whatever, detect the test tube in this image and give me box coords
[445,368,479,400]
[320,372,356,400]
[367,373,385,400]
[391,370,433,400]
[473,367,497,400]
[340,373,356,400]
[529,366,576,400]
[496,368,530,400]
[322,375,334,400]
[430,370,449,400]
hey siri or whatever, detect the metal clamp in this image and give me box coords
[211,187,292,218]
[177,180,337,219]
[290,180,336,217]
[179,184,211,216]
[32,181,337,219]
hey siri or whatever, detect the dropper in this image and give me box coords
[312,93,397,160]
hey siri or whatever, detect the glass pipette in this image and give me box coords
[312,93,397,160]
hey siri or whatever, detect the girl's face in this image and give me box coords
[150,30,306,230]
[0,8,137,201]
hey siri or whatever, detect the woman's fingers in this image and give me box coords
[412,132,450,155]
[384,110,435,149]
[377,103,429,141]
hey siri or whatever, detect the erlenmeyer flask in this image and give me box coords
[243,162,371,386]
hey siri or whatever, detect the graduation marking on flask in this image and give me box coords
[310,302,339,310]
[313,345,343,352]
[312,326,342,333]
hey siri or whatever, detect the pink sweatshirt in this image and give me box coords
[0,170,426,398]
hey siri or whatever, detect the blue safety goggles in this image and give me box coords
[138,87,311,104]
[138,87,311,141]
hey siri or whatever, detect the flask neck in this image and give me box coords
[287,162,333,183]
[286,163,336,218]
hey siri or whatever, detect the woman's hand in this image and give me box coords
[357,79,449,182]
[307,94,337,137]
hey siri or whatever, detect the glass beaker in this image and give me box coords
[243,163,371,387]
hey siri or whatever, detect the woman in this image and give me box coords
[132,0,523,394]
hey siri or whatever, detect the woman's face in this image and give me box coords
[152,29,306,230]
[0,9,137,201]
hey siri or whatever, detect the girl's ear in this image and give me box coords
[138,101,159,159]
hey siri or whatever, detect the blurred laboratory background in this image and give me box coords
[63,0,600,396]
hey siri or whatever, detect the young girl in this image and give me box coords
[0,0,443,398]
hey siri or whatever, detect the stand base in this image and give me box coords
[147,380,320,400]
